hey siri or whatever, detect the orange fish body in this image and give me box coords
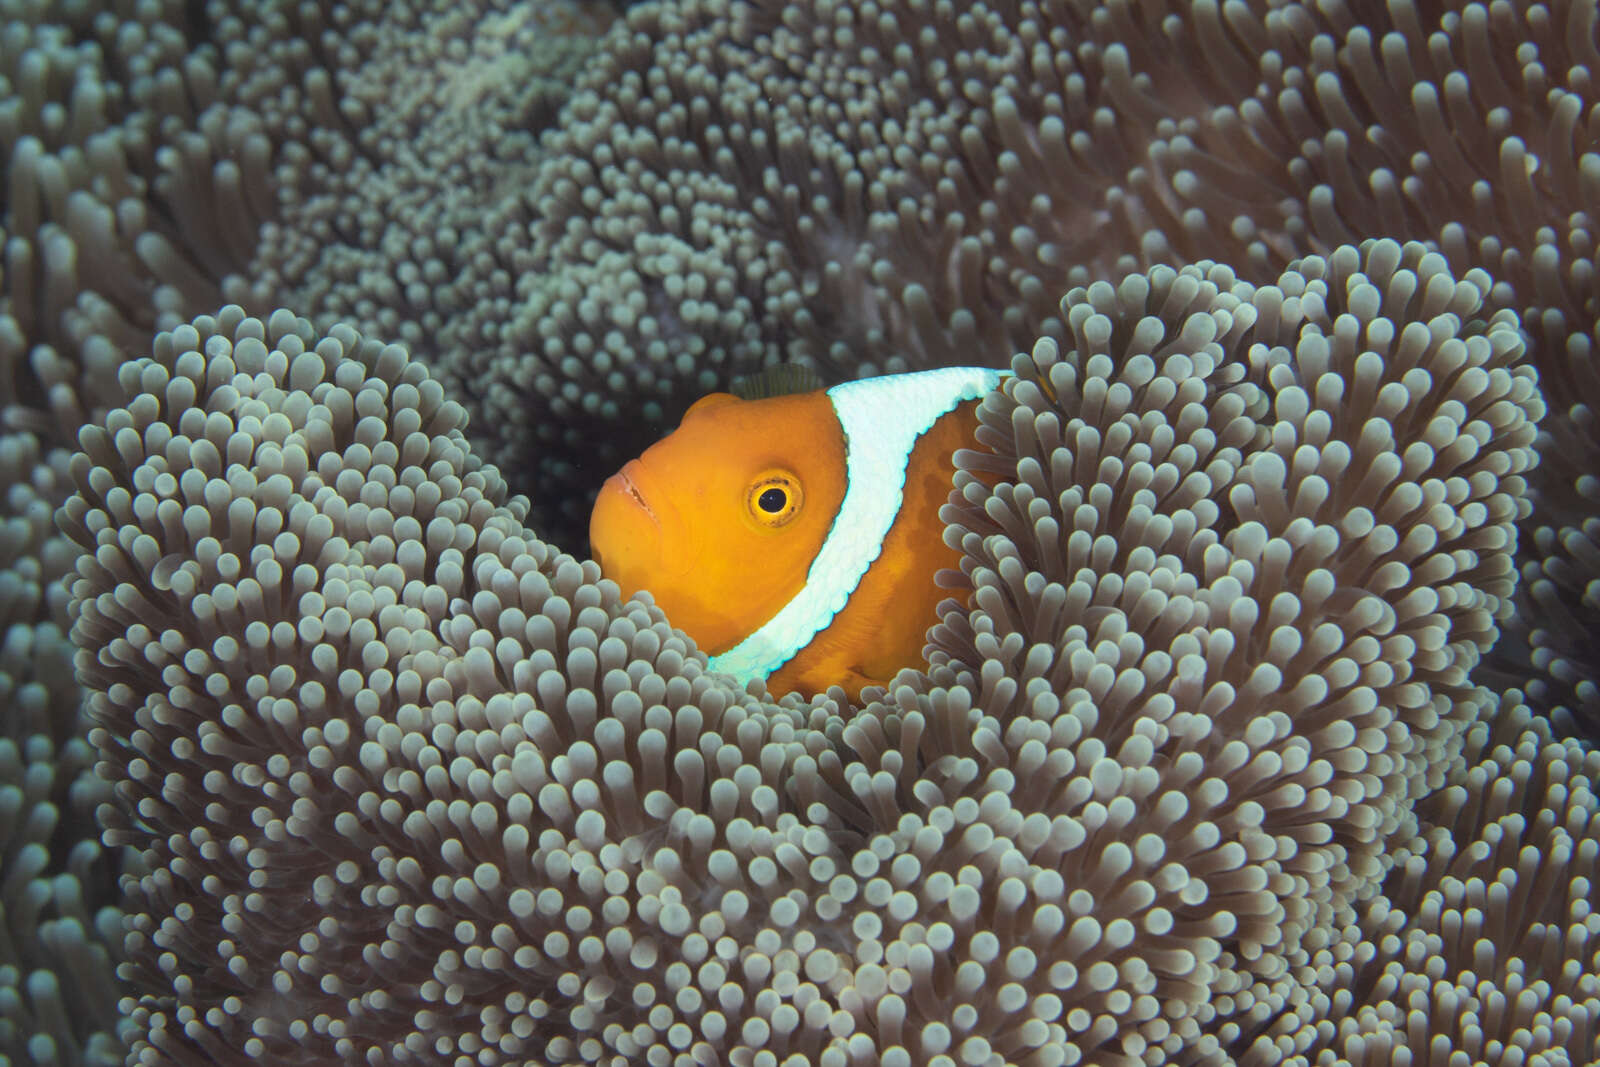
[590,366,1002,698]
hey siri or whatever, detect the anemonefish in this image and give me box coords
[589,365,1004,698]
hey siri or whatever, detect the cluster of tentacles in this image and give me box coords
[2,0,1599,1064]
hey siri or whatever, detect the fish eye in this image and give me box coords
[746,471,802,528]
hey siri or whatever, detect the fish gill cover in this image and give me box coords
[1,0,1598,1065]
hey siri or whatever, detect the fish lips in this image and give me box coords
[615,462,657,525]
[590,460,671,582]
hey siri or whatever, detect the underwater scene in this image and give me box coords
[2,0,1599,1063]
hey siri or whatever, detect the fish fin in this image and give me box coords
[839,668,888,700]
[731,362,826,400]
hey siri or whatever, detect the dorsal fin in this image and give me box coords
[730,362,826,400]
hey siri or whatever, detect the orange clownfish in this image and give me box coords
[589,365,1005,698]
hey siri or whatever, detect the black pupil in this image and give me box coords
[758,487,787,513]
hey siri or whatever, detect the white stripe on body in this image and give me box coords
[708,365,1004,687]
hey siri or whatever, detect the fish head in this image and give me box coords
[590,388,845,655]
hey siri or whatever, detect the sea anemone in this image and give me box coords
[4,0,1600,1061]
[62,241,1594,1063]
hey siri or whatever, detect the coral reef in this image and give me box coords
[2,0,1599,1063]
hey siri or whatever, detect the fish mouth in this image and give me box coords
[591,458,673,583]
[616,461,656,523]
